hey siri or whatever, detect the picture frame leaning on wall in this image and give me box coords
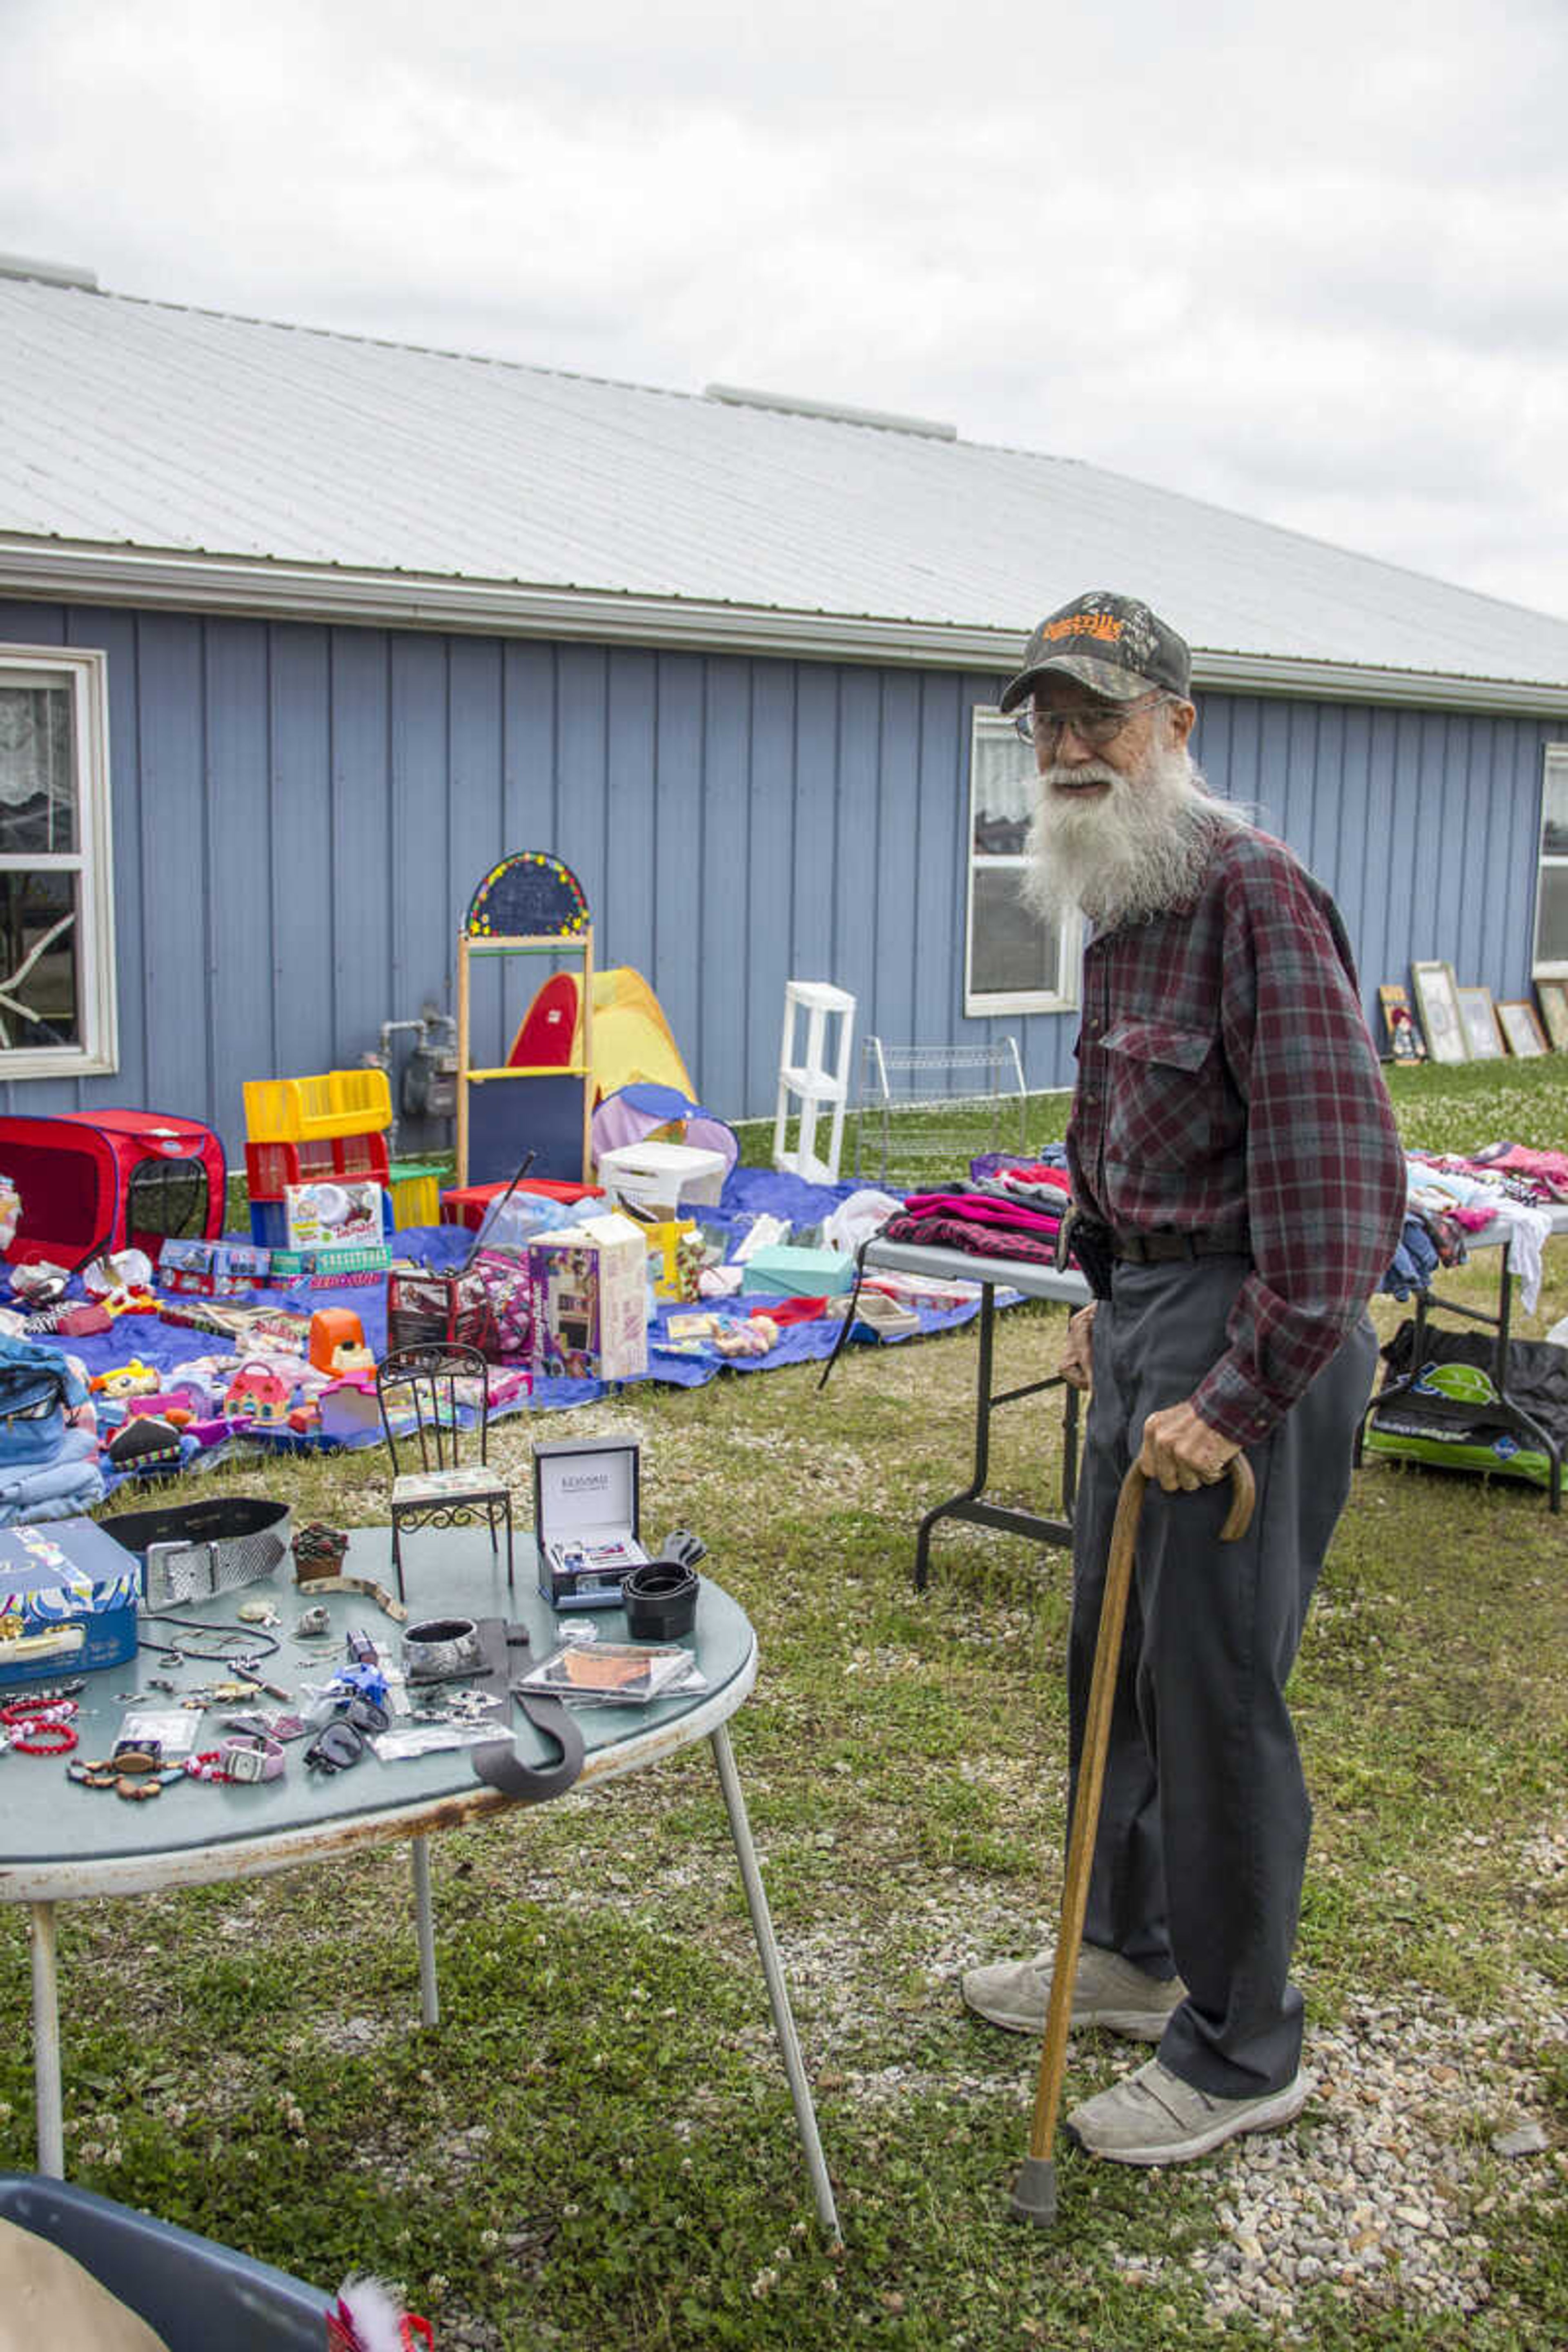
[1411,961,1468,1065]
[1497,1000,1549,1058]
[1377,982,1426,1060]
[1536,978,1568,1053]
[1455,984,1505,1060]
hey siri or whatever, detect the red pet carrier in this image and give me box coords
[0,1111,227,1270]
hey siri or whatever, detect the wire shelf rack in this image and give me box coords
[851,1036,1030,1187]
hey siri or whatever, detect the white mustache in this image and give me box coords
[1038,762,1122,791]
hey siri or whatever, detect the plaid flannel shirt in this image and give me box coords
[1067,822,1407,1445]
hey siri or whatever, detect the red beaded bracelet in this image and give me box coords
[1,1697,78,1727]
[11,1719,78,1755]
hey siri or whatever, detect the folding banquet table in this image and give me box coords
[0,1530,837,2235]
[859,1238,1092,1588]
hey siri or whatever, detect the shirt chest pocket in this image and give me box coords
[1102,1015,1223,1173]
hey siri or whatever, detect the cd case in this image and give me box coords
[516,1641,695,1707]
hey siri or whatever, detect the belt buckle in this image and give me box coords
[144,1538,220,1608]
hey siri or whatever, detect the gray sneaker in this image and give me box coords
[1066,2057,1313,2165]
[961,1943,1186,2040]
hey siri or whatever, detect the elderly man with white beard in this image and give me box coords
[961,592,1407,2166]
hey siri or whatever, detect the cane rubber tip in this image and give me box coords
[1009,2156,1058,2226]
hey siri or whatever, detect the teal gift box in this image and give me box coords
[0,1518,142,1685]
[742,1244,855,1298]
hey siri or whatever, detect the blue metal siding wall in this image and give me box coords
[0,597,1562,1151]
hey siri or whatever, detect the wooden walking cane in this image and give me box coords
[1009,1451,1256,2225]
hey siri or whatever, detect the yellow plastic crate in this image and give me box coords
[243,1067,393,1143]
[388,1160,444,1229]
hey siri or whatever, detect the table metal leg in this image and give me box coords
[411,1835,440,2026]
[28,1901,64,2178]
[709,1724,840,2238]
[913,1284,1078,1589]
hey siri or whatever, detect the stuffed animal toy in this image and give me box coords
[327,2276,433,2349]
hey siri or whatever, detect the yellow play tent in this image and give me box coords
[508,966,696,1104]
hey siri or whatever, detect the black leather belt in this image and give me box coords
[467,1617,584,1806]
[1111,1231,1248,1265]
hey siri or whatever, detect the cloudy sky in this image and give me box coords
[7,0,1566,619]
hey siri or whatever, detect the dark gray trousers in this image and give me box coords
[1068,1255,1377,2098]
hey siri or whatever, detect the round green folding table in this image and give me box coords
[0,1528,837,2236]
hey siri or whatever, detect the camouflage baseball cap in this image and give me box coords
[998,590,1192,711]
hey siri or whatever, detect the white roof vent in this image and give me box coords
[704,382,956,441]
[0,252,100,292]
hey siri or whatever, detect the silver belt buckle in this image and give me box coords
[143,1538,219,1608]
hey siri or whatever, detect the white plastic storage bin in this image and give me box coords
[595,1140,729,1216]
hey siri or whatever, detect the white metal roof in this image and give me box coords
[4,271,1568,710]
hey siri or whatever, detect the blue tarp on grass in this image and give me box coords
[32,1167,1013,1490]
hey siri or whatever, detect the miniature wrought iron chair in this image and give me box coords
[375,1341,514,1600]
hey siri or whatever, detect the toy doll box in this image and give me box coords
[0,1519,142,1686]
[532,1433,650,1608]
[159,1238,271,1296]
[283,1179,385,1251]
[528,1214,648,1382]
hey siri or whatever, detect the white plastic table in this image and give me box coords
[0,1530,837,2234]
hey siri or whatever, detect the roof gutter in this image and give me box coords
[4,539,1567,718]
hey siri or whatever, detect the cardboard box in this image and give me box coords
[529,1213,648,1381]
[267,1243,391,1288]
[158,1238,273,1297]
[0,1519,143,1686]
[742,1243,856,1297]
[283,1179,386,1250]
[641,1217,704,1303]
[532,1433,649,1607]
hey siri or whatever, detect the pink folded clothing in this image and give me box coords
[900,1192,1062,1236]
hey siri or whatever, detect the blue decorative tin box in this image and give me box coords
[0,1519,141,1685]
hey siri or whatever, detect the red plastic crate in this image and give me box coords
[245,1131,390,1201]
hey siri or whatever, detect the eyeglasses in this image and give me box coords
[1012,692,1165,752]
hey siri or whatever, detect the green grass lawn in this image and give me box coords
[2,1061,1564,2348]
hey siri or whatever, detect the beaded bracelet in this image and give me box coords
[1,1697,78,1727]
[11,1719,78,1755]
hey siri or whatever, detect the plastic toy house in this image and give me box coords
[222,1362,294,1425]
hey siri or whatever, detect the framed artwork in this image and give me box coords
[1536,978,1568,1053]
[1378,982,1426,1061]
[1454,984,1504,1061]
[1496,1000,1549,1058]
[1410,961,1468,1065]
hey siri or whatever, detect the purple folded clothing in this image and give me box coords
[881,1213,1061,1265]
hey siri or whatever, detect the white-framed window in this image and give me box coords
[0,646,117,1075]
[1533,744,1568,978]
[964,706,1079,1017]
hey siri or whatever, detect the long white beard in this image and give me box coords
[1020,743,1242,929]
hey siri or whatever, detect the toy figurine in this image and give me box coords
[89,1356,160,1400]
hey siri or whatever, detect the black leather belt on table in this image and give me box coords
[467,1617,584,1806]
[1111,1230,1249,1265]
[100,1498,292,1608]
